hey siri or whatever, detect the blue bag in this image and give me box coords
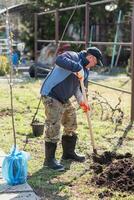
[2,146,29,185]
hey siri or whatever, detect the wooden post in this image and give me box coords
[85,2,90,48]
[34,13,38,61]
[131,2,134,122]
[55,9,59,45]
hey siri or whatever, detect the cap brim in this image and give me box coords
[97,59,103,67]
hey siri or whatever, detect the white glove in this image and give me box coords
[75,68,84,80]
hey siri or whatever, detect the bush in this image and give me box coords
[0,56,10,76]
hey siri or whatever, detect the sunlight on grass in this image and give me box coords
[0,76,134,199]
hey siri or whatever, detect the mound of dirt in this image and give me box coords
[91,151,134,192]
[92,151,132,165]
[98,190,113,199]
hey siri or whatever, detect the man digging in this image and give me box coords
[40,46,103,171]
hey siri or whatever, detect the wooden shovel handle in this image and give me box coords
[80,79,97,154]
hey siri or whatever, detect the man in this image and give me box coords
[40,46,103,171]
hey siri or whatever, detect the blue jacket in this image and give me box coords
[12,52,19,65]
[40,51,89,103]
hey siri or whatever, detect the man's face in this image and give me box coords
[85,54,97,69]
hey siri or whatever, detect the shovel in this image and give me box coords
[80,79,97,154]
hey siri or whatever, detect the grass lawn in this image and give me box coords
[0,74,134,200]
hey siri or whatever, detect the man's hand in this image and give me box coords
[75,68,84,80]
[80,102,90,112]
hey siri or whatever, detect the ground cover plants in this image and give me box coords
[0,74,134,199]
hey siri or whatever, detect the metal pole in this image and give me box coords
[38,0,113,15]
[96,24,100,41]
[34,13,38,61]
[55,9,59,45]
[89,25,93,47]
[85,2,90,48]
[131,2,134,122]
[110,10,122,69]
[88,41,131,46]
[37,40,132,46]
[115,45,122,66]
[89,80,131,95]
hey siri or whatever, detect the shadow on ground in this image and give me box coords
[28,160,73,200]
[112,122,133,152]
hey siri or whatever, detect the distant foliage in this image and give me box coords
[0,56,10,76]
[20,0,132,58]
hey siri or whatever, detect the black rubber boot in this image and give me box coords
[62,135,85,162]
[44,142,64,171]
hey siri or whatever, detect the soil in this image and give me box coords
[91,151,134,192]
[0,108,12,117]
[98,190,113,199]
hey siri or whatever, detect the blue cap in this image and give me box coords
[86,47,103,66]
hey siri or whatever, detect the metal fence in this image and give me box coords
[34,0,134,122]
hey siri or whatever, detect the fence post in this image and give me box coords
[110,10,122,69]
[89,25,93,47]
[131,2,134,122]
[85,2,90,48]
[34,13,38,61]
[55,9,59,45]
